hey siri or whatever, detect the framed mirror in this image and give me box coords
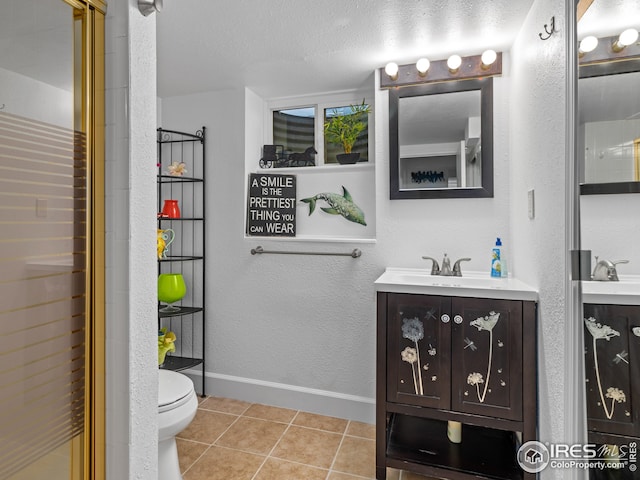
[389,77,493,199]
[579,57,640,195]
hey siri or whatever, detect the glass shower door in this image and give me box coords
[0,0,104,478]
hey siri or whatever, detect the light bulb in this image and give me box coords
[384,62,399,80]
[416,58,430,76]
[447,54,462,73]
[613,28,639,52]
[481,49,497,68]
[578,36,598,54]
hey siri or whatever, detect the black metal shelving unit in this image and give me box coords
[157,127,206,395]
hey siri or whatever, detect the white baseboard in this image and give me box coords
[183,369,375,424]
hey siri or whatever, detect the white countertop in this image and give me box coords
[581,275,640,305]
[374,269,640,305]
[374,267,538,301]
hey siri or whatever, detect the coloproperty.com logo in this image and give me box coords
[517,440,638,473]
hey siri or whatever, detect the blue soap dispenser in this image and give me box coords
[491,237,503,278]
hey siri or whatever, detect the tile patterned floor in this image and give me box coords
[177,396,435,480]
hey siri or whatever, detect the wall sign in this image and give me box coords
[246,173,296,236]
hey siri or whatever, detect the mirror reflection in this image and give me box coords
[578,0,640,195]
[389,78,493,199]
[579,67,640,192]
[399,90,481,189]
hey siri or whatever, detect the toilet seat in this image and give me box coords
[159,369,196,413]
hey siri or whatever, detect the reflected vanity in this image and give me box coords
[389,78,494,199]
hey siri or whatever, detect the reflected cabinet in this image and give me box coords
[157,127,206,395]
[376,292,537,480]
[583,304,640,480]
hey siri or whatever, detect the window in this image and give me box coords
[324,104,370,164]
[272,107,316,165]
[267,94,371,167]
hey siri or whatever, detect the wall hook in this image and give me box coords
[539,16,556,40]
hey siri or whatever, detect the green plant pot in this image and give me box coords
[337,152,360,164]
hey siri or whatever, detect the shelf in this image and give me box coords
[158,306,204,319]
[157,174,203,183]
[160,355,203,371]
[159,255,204,262]
[158,217,204,222]
[157,126,206,394]
[387,413,523,480]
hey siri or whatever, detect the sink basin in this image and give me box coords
[582,276,640,305]
[389,273,506,288]
[375,268,538,301]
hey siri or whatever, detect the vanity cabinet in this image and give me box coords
[377,291,537,480]
[583,303,640,439]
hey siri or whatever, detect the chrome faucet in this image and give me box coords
[591,256,629,281]
[422,256,441,275]
[453,257,471,276]
[422,254,471,277]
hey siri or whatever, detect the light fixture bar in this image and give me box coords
[380,52,502,89]
[579,32,640,66]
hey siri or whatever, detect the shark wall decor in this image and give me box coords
[301,186,366,226]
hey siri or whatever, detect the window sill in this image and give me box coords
[251,162,374,174]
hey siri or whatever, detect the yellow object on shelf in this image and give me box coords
[158,327,176,366]
[447,421,462,443]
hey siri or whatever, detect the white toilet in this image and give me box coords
[158,369,198,480]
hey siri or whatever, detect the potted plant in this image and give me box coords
[324,100,371,164]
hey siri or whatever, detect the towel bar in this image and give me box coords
[250,246,361,258]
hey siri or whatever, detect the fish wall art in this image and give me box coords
[301,186,366,226]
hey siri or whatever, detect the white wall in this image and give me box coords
[0,66,72,128]
[581,194,640,274]
[584,119,640,183]
[105,1,158,479]
[509,1,571,478]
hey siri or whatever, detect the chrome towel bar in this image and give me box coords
[251,246,361,258]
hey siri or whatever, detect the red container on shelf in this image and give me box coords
[161,199,181,218]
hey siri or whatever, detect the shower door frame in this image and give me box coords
[67,0,107,478]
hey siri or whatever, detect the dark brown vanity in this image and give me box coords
[580,284,640,479]
[375,269,538,479]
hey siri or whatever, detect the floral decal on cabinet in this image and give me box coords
[401,317,425,395]
[466,311,501,403]
[584,317,627,420]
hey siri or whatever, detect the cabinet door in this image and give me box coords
[583,304,640,437]
[450,297,523,421]
[387,294,451,409]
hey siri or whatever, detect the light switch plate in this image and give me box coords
[527,189,535,219]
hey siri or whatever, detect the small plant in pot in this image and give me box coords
[324,100,371,164]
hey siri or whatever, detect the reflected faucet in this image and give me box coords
[422,254,471,277]
[591,256,629,281]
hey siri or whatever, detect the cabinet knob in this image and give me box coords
[441,314,450,323]
[454,315,463,324]
[632,327,640,337]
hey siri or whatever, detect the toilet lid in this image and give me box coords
[158,369,195,411]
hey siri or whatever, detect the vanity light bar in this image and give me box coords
[380,52,502,89]
[579,30,640,66]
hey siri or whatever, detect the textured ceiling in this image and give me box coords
[2,1,635,102]
[156,0,536,99]
[578,0,640,37]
